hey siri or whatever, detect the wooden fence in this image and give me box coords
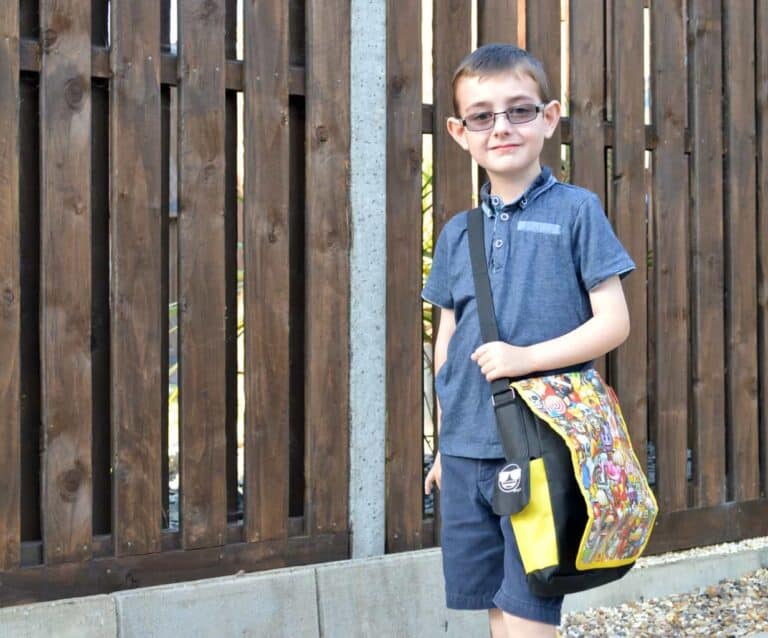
[0,0,766,607]
[1,0,350,605]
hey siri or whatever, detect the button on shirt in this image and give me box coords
[422,167,636,458]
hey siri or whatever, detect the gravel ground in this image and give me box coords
[559,537,768,638]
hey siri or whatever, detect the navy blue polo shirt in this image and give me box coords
[422,167,635,458]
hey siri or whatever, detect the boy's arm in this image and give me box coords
[433,307,456,434]
[424,307,455,494]
[471,275,629,381]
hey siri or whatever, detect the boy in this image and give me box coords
[422,44,635,637]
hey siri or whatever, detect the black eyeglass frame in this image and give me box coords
[459,103,549,131]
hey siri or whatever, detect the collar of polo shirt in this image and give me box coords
[480,166,553,218]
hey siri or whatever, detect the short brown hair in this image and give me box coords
[452,44,551,115]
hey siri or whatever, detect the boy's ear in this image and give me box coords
[542,100,562,139]
[446,117,470,150]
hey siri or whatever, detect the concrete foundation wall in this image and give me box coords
[0,595,117,638]
[2,544,767,637]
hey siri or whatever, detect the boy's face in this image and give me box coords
[447,72,560,185]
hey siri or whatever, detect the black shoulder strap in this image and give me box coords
[467,207,517,407]
[467,208,499,343]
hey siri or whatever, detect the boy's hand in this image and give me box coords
[424,452,441,494]
[471,341,534,381]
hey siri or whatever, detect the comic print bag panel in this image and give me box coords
[506,369,658,596]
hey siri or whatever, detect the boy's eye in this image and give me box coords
[467,111,493,124]
[506,105,536,121]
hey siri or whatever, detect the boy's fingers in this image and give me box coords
[474,352,491,367]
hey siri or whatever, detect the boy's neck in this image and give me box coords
[488,163,543,204]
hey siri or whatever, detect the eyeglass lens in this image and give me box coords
[464,104,540,131]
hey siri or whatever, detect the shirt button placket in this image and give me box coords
[492,238,504,273]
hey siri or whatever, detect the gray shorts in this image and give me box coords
[440,454,563,626]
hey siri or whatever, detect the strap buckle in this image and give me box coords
[491,388,516,408]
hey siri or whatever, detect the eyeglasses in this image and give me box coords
[460,103,548,131]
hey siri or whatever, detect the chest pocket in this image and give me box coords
[517,220,562,236]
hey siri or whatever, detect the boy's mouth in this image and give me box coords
[490,143,521,151]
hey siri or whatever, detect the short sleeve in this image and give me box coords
[421,224,454,309]
[572,194,636,291]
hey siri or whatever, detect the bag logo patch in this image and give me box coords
[498,463,522,493]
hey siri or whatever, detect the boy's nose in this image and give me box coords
[492,112,513,133]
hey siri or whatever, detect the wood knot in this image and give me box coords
[390,75,406,96]
[64,77,86,110]
[408,147,420,173]
[57,461,87,503]
[196,0,218,20]
[2,288,14,305]
[315,125,329,143]
[202,162,217,182]
[41,28,58,52]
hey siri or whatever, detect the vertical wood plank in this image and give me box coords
[305,0,351,537]
[243,0,290,542]
[611,0,648,468]
[569,0,605,203]
[429,0,472,549]
[757,0,768,498]
[0,0,21,569]
[477,0,520,46]
[689,0,726,507]
[178,0,227,549]
[110,0,163,555]
[570,0,608,378]
[39,0,93,564]
[386,0,423,551]
[526,0,562,177]
[723,1,760,501]
[651,0,689,512]
[433,0,472,233]
[476,1,522,195]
